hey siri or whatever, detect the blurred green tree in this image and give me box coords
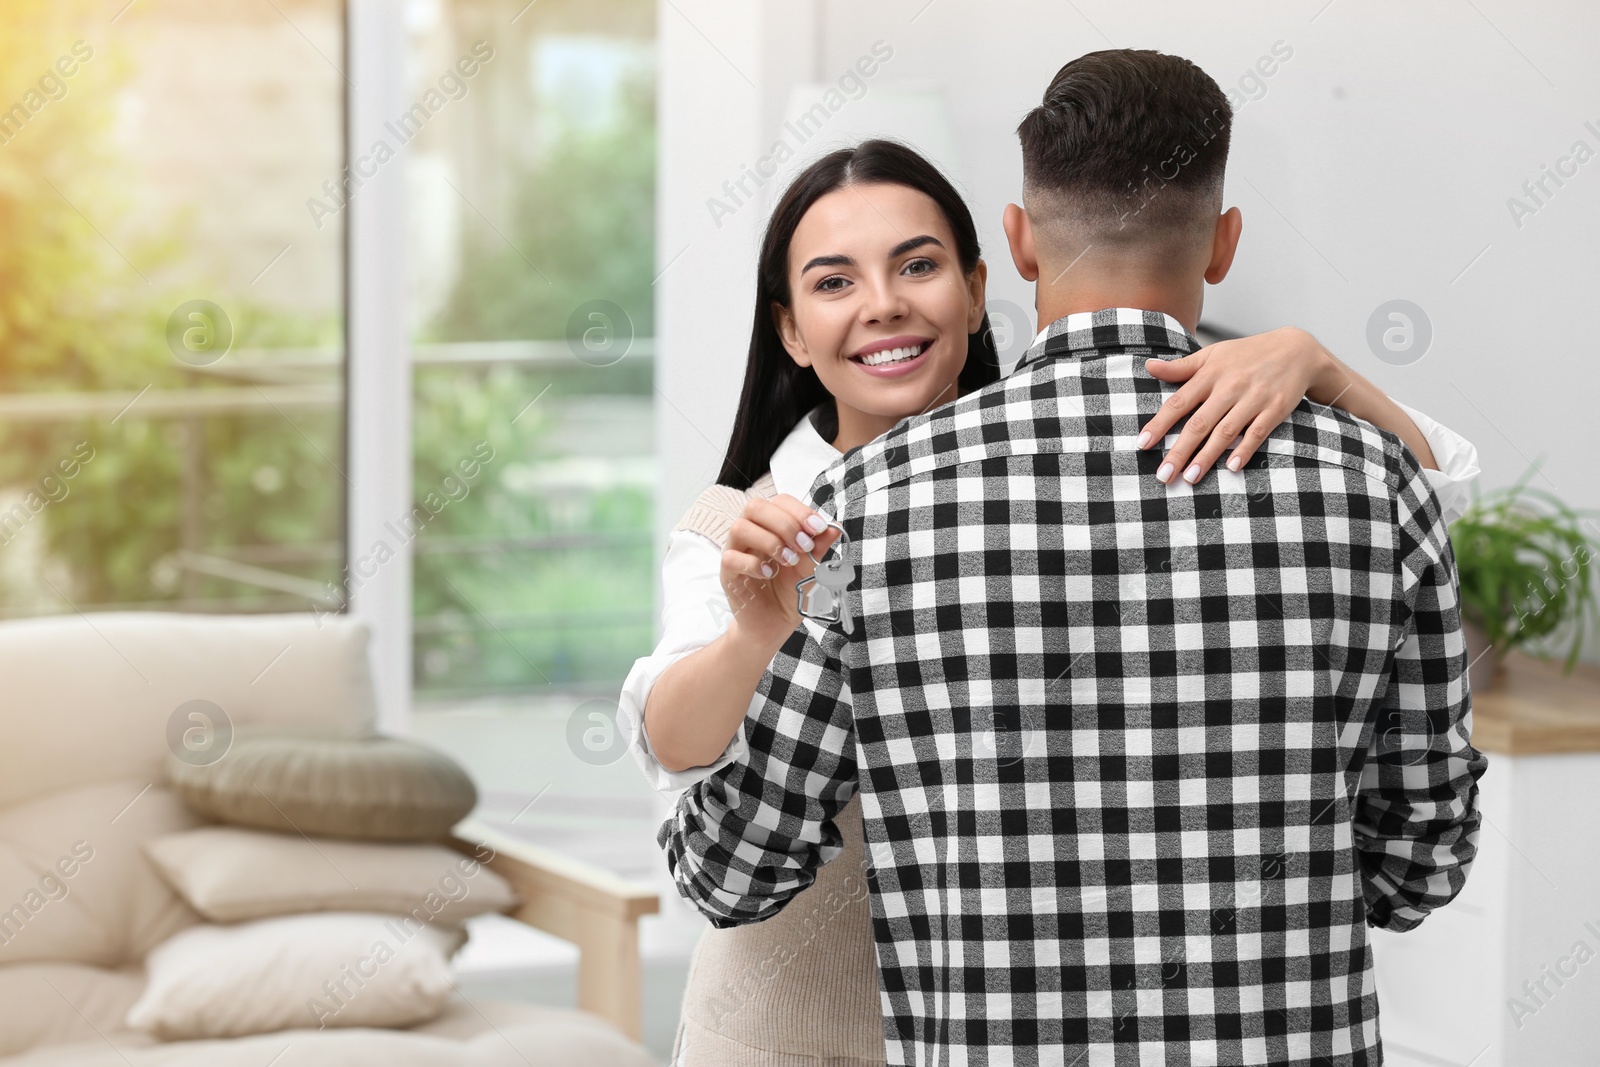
[1,0,658,694]
[413,59,657,693]
[0,0,342,611]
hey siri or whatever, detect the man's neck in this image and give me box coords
[1035,278,1202,335]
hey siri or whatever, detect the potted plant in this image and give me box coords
[1449,475,1599,692]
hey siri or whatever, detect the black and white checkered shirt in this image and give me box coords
[659,307,1487,1066]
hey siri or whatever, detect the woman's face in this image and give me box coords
[774,182,987,440]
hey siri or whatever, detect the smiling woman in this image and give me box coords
[625,141,1001,1064]
[713,140,1001,489]
[774,183,989,451]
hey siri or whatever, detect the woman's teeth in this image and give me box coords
[858,343,926,367]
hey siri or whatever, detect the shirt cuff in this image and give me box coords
[616,648,750,795]
[1392,399,1481,525]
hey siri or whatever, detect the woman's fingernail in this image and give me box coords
[1184,464,1201,484]
[795,531,814,552]
[1227,454,1243,472]
[780,548,799,566]
[1136,431,1151,449]
[760,563,776,579]
[1157,462,1174,483]
[805,514,828,534]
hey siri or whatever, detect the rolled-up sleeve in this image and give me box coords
[1354,454,1489,932]
[656,618,858,928]
[1392,399,1480,525]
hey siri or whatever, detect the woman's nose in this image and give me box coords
[859,278,909,324]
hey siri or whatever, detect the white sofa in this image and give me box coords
[0,611,659,1066]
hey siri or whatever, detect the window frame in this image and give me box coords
[345,0,413,733]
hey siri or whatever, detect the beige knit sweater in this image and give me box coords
[667,472,886,1067]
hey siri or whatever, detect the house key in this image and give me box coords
[794,520,855,635]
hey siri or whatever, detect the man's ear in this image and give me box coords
[1002,203,1039,283]
[772,302,811,367]
[1203,207,1243,285]
[964,258,989,334]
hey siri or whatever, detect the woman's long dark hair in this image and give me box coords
[714,139,1001,489]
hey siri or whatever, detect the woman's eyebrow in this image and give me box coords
[801,253,854,274]
[888,234,943,258]
[801,235,945,276]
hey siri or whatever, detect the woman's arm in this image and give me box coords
[641,494,838,775]
[1140,326,1448,481]
[616,531,750,792]
[1383,398,1481,525]
[1303,345,1435,468]
[644,612,788,774]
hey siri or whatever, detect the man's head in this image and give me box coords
[1003,49,1243,330]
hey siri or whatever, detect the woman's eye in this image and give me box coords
[903,258,937,276]
[815,275,849,293]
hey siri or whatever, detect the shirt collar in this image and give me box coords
[768,403,842,497]
[1014,307,1200,373]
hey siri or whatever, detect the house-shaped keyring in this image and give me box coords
[794,576,838,622]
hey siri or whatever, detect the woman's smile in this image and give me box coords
[849,335,935,377]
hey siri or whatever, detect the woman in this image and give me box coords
[620,140,1478,1065]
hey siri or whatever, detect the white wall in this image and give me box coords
[654,0,818,555]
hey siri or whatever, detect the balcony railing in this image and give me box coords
[0,339,655,422]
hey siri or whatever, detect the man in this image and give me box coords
[659,49,1487,1065]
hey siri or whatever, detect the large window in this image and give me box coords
[401,0,661,885]
[402,0,656,701]
[0,0,346,617]
[1,0,661,881]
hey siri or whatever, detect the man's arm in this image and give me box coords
[656,619,859,928]
[1354,457,1490,933]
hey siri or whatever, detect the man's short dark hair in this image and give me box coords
[1017,49,1231,250]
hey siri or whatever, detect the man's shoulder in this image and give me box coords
[1264,401,1424,500]
[1262,401,1451,576]
[808,360,1065,513]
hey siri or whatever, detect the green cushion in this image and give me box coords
[167,732,477,841]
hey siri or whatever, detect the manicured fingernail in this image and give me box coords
[760,563,776,578]
[780,548,799,566]
[1157,462,1174,483]
[805,514,828,534]
[1184,464,1201,484]
[1227,454,1243,472]
[795,531,814,552]
[1136,431,1151,449]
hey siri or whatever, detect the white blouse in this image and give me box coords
[616,398,1481,794]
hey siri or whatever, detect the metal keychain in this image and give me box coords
[794,519,855,634]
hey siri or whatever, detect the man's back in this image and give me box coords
[661,307,1487,1066]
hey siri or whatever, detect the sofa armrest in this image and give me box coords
[450,819,659,1041]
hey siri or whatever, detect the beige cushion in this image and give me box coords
[125,912,464,1040]
[167,734,477,841]
[0,613,378,813]
[0,782,204,969]
[0,963,148,1058]
[143,825,517,924]
[0,996,656,1066]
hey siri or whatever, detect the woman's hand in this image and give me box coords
[720,494,841,652]
[1138,326,1335,485]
